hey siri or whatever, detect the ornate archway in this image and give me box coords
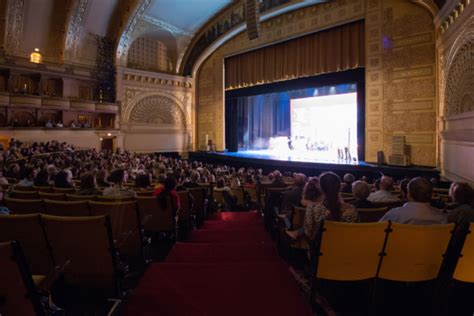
[128,95,185,127]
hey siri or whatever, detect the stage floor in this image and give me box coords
[189,150,440,180]
[224,149,360,165]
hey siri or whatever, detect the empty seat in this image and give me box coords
[5,197,44,214]
[53,187,76,194]
[135,190,154,196]
[313,221,388,281]
[10,190,40,200]
[379,223,454,282]
[136,196,176,233]
[453,223,474,283]
[88,201,143,257]
[177,191,192,222]
[0,214,54,274]
[43,200,90,217]
[187,187,206,224]
[0,241,44,316]
[66,194,96,201]
[231,187,245,206]
[357,207,388,223]
[96,195,135,202]
[33,186,53,193]
[212,188,225,206]
[41,214,119,292]
[13,185,36,192]
[38,192,66,201]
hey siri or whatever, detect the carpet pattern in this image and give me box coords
[123,211,312,315]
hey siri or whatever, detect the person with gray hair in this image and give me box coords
[379,177,447,224]
[367,176,400,203]
[351,181,376,208]
[341,173,355,193]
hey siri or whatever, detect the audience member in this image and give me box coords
[103,169,135,198]
[289,172,357,241]
[135,173,152,190]
[34,169,50,187]
[54,171,74,188]
[17,167,36,187]
[379,177,447,224]
[351,181,375,208]
[153,176,180,212]
[447,182,474,226]
[367,176,400,204]
[77,173,101,195]
[341,173,355,193]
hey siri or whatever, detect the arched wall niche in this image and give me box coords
[128,94,186,127]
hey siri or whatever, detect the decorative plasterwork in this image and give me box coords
[122,89,190,127]
[129,95,185,126]
[116,0,152,67]
[443,19,474,117]
[141,15,192,37]
[64,0,89,62]
[438,0,471,34]
[4,0,25,56]
[410,0,439,17]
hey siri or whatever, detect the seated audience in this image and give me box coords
[17,167,36,187]
[379,177,447,224]
[351,181,376,208]
[96,169,109,188]
[0,171,9,185]
[367,176,400,204]
[77,173,101,195]
[135,173,152,190]
[153,176,180,212]
[341,173,355,193]
[214,177,236,211]
[281,173,305,213]
[447,182,474,226]
[103,169,136,198]
[54,171,74,188]
[182,170,201,189]
[399,178,409,204]
[288,172,358,241]
[34,169,50,187]
[285,177,323,237]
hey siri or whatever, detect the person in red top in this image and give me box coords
[153,176,180,214]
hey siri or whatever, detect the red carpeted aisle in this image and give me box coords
[123,211,312,316]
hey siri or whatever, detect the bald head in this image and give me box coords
[408,177,432,203]
[380,176,394,191]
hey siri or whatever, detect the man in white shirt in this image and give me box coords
[367,176,400,203]
[379,177,447,225]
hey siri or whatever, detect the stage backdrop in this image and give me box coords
[225,69,364,158]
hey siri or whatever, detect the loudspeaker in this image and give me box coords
[245,0,260,40]
[377,151,384,165]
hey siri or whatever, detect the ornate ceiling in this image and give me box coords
[0,0,356,75]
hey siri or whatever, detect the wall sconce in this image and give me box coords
[30,48,42,64]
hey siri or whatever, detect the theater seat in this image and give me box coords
[357,207,388,223]
[4,197,44,214]
[177,191,192,222]
[89,201,143,258]
[66,194,96,201]
[38,192,66,201]
[453,223,474,283]
[0,214,54,275]
[136,196,176,234]
[41,214,119,292]
[10,190,40,199]
[43,200,90,216]
[379,223,454,282]
[0,241,44,316]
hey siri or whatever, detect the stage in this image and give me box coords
[188,150,440,181]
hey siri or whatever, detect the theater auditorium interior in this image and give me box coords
[0,0,473,315]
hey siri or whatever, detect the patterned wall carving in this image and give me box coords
[127,37,171,72]
[129,95,184,125]
[64,0,89,63]
[437,2,474,183]
[444,40,474,116]
[117,67,193,151]
[4,0,25,56]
